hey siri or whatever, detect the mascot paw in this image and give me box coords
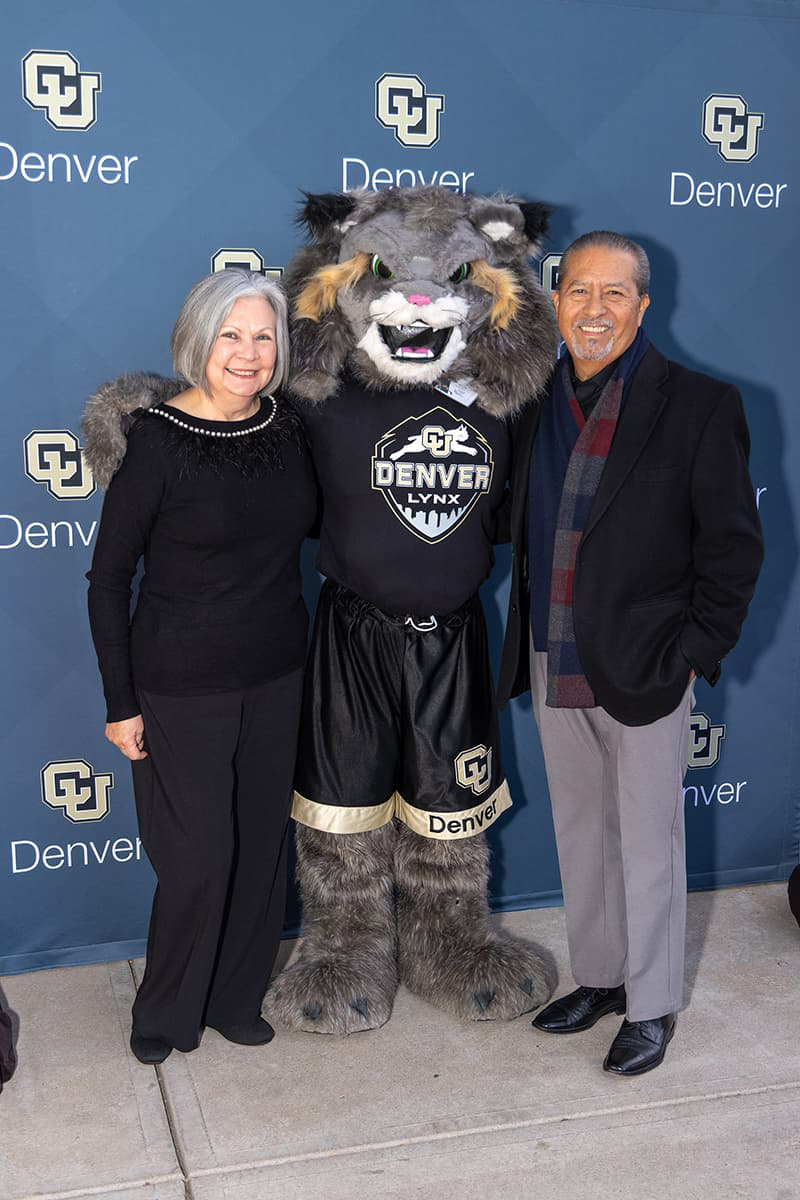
[465,934,556,1021]
[264,951,398,1035]
[404,932,556,1022]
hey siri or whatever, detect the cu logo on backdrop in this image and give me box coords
[455,745,493,797]
[41,761,113,823]
[687,713,726,769]
[540,254,562,294]
[210,249,283,280]
[702,94,763,163]
[375,73,444,148]
[24,431,96,499]
[22,50,101,131]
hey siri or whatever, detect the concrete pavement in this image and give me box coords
[1,883,798,1200]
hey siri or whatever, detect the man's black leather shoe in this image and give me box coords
[532,984,626,1033]
[209,1016,275,1046]
[603,1013,676,1075]
[130,1031,172,1065]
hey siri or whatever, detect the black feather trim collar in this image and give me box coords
[141,395,303,478]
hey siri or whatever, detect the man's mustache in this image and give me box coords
[572,320,614,334]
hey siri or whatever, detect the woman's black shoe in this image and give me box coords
[209,1016,275,1046]
[130,1031,172,1064]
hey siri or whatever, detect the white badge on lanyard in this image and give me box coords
[434,378,478,407]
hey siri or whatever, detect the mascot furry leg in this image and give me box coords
[272,825,399,1034]
[394,824,555,1020]
[270,823,555,1033]
[266,186,559,1033]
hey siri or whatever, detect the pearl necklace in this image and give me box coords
[148,395,277,438]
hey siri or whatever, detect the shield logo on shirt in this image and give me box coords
[371,407,494,542]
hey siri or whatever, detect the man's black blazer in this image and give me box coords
[496,344,764,726]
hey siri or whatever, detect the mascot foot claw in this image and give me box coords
[463,936,556,1021]
[264,955,397,1035]
[300,994,369,1024]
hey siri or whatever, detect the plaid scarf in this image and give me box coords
[546,329,648,707]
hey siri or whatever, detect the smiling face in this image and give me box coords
[204,295,277,404]
[553,245,649,380]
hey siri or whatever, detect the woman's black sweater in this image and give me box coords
[87,399,317,721]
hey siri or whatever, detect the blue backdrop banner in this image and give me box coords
[1,0,797,974]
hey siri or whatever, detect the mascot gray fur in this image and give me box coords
[265,186,560,1035]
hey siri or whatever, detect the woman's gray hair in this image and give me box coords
[171,269,290,394]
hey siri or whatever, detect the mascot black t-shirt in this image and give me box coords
[302,378,510,614]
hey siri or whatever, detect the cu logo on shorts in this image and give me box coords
[375,73,444,148]
[24,431,96,500]
[702,94,763,163]
[41,760,113,823]
[687,713,726,769]
[22,50,101,131]
[455,745,493,797]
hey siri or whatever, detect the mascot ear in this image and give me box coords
[471,195,552,258]
[300,192,358,239]
[518,202,551,256]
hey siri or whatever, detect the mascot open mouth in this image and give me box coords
[379,323,453,361]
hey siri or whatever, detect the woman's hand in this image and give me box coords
[105,715,148,760]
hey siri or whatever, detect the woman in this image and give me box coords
[85,270,317,1064]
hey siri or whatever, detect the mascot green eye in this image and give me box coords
[449,263,471,284]
[371,254,394,280]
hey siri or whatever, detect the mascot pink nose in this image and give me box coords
[407,294,431,306]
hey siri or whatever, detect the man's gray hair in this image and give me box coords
[557,231,650,297]
[171,269,290,394]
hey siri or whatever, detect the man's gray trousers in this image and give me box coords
[530,650,694,1022]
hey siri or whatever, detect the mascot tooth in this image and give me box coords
[265,186,561,1035]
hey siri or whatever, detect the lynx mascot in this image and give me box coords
[266,186,561,1035]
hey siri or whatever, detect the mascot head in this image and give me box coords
[285,186,560,418]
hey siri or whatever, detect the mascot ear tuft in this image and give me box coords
[518,202,551,253]
[300,192,358,239]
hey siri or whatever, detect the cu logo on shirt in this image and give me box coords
[420,425,459,457]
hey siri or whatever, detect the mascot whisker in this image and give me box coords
[265,185,560,1035]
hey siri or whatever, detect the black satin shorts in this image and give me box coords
[291,581,510,841]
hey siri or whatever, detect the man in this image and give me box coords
[497,231,763,1074]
